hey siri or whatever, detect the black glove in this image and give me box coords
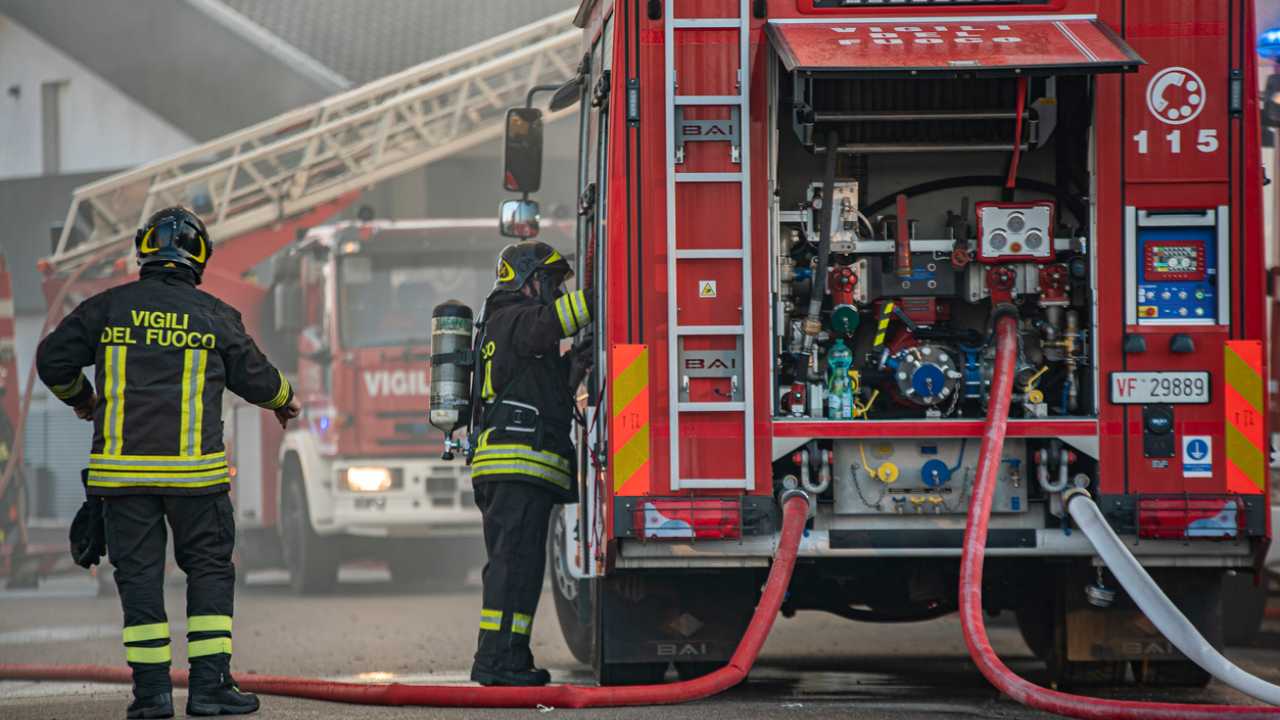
[568,335,595,391]
[68,469,106,569]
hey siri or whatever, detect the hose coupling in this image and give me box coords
[1061,486,1092,507]
[779,488,813,513]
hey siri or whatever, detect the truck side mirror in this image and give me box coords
[503,108,544,193]
[499,199,541,239]
[273,282,302,334]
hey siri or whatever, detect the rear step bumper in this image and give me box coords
[615,528,1255,568]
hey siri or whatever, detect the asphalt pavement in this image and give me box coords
[2,566,1277,719]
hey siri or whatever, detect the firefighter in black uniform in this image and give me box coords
[468,241,591,686]
[37,207,301,718]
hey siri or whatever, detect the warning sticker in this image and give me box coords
[698,280,717,298]
[1182,435,1212,478]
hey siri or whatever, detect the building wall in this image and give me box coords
[0,15,194,180]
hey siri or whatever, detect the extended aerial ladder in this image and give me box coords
[42,8,579,283]
[5,8,580,585]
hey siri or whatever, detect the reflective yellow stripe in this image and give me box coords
[472,437,572,472]
[89,460,228,472]
[126,645,171,664]
[89,468,229,480]
[187,615,232,634]
[479,608,503,631]
[512,612,533,635]
[111,346,127,454]
[261,370,291,410]
[554,295,575,336]
[91,452,226,461]
[481,360,495,401]
[179,350,194,456]
[51,374,85,400]
[471,461,572,490]
[102,347,118,454]
[472,449,571,473]
[570,290,589,326]
[188,637,232,658]
[192,349,207,455]
[88,477,231,489]
[122,623,169,643]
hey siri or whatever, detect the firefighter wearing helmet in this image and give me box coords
[468,240,592,686]
[36,207,301,718]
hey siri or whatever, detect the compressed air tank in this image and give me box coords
[429,301,474,443]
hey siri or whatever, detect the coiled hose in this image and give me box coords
[0,493,811,708]
[960,313,1279,719]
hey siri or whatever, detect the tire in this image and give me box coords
[281,470,338,595]
[1222,571,1267,647]
[548,508,594,665]
[1014,602,1053,661]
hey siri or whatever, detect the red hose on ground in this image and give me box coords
[960,313,1278,719]
[0,494,810,708]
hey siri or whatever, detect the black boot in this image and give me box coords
[470,661,551,687]
[186,683,259,716]
[126,692,173,719]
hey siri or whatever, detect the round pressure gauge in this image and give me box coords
[1023,230,1044,249]
[1007,213,1026,233]
[987,230,1008,251]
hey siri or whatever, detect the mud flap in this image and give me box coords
[1065,567,1223,664]
[596,570,759,668]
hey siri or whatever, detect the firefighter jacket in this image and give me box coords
[36,266,293,496]
[470,288,591,503]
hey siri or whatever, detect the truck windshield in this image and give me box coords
[338,251,491,348]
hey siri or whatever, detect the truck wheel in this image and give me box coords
[548,509,594,665]
[1222,571,1267,646]
[282,477,337,594]
[1014,601,1052,661]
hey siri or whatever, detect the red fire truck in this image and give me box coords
[484,0,1271,687]
[227,218,504,592]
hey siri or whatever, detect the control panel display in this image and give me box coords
[1144,242,1205,282]
[1135,222,1217,325]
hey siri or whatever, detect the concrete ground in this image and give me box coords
[1,566,1277,719]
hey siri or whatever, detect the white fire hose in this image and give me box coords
[1064,488,1280,706]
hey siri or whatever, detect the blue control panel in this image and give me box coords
[1135,224,1217,324]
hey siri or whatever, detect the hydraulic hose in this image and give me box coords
[0,493,811,709]
[1065,490,1280,706]
[959,313,1279,719]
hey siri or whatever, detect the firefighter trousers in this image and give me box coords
[104,492,237,698]
[472,480,556,671]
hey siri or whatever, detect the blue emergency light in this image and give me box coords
[1260,26,1280,60]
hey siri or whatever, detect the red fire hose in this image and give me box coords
[0,493,809,708]
[960,312,1279,719]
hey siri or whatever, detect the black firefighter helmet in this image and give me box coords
[492,241,572,301]
[134,206,212,282]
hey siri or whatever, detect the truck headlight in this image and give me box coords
[343,467,400,492]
